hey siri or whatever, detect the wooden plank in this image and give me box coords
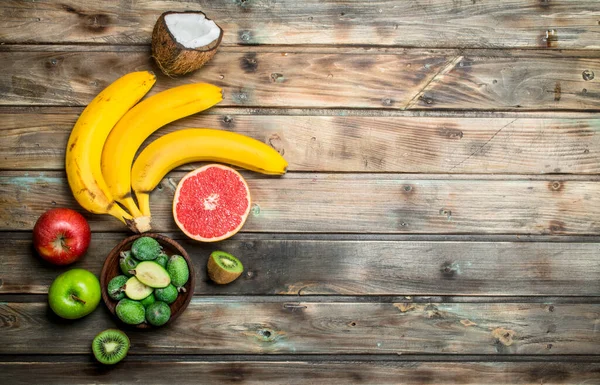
[1,300,598,354]
[3,361,600,385]
[2,109,600,174]
[409,56,600,110]
[1,1,599,49]
[0,51,598,110]
[3,234,600,296]
[2,171,600,235]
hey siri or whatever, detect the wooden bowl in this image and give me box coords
[100,233,195,329]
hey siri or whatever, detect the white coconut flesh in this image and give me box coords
[164,13,221,49]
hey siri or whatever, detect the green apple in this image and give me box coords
[48,269,101,319]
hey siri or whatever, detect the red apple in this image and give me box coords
[33,208,91,265]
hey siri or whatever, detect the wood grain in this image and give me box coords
[3,361,600,384]
[1,300,598,354]
[3,234,600,296]
[410,56,600,110]
[2,109,600,174]
[2,171,600,235]
[1,1,599,49]
[0,51,598,110]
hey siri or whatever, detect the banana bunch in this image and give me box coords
[65,71,156,233]
[66,72,288,233]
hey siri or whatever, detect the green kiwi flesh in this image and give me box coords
[207,250,243,284]
[92,329,130,365]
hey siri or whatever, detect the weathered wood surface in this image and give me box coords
[1,300,598,354]
[3,234,600,296]
[3,361,600,385]
[1,51,598,110]
[2,1,599,49]
[2,109,600,174]
[2,171,599,234]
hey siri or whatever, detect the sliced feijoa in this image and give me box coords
[130,261,170,288]
[124,276,154,300]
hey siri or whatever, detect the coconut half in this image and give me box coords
[152,11,223,77]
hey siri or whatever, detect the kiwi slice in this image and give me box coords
[207,251,243,285]
[92,329,130,365]
[129,261,171,288]
[131,236,161,261]
[124,276,154,300]
[107,275,128,301]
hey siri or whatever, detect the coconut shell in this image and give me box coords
[152,11,223,77]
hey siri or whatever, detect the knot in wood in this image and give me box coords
[582,70,595,81]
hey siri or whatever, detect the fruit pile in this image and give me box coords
[33,10,283,366]
[65,71,288,238]
[107,236,190,327]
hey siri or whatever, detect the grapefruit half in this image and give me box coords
[173,164,251,242]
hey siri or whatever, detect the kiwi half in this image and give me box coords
[207,251,243,284]
[92,329,130,365]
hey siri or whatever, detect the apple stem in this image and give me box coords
[71,294,86,305]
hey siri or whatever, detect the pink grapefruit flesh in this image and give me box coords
[173,164,251,242]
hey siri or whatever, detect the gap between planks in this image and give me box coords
[2,354,599,363]
[2,106,600,118]
[1,295,599,304]
[2,45,600,58]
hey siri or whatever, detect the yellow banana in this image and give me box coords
[66,71,156,232]
[101,83,222,218]
[131,128,288,217]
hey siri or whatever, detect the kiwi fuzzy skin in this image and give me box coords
[207,253,243,285]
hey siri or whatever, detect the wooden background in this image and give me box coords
[1,1,600,383]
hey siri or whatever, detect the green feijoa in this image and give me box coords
[107,275,128,301]
[140,293,156,308]
[155,252,168,269]
[154,284,178,304]
[145,301,171,327]
[119,251,138,277]
[131,237,161,261]
[115,299,145,325]
[167,255,189,290]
